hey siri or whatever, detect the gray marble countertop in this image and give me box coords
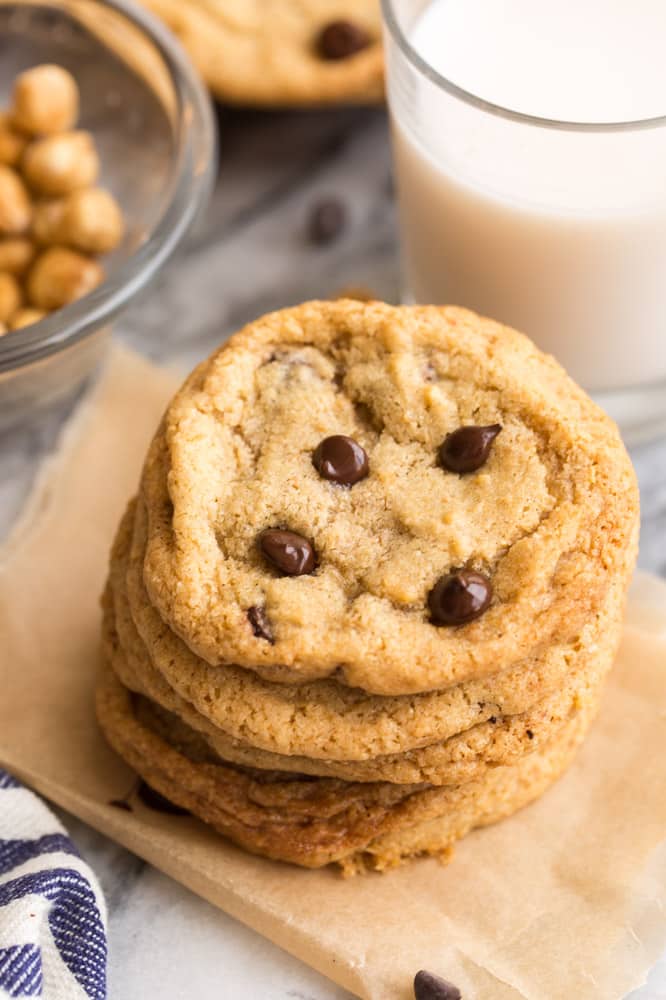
[1,106,665,999]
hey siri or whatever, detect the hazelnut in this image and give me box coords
[0,237,36,276]
[27,246,104,309]
[0,112,28,166]
[31,199,66,245]
[57,188,124,254]
[0,271,23,323]
[22,131,99,196]
[9,306,46,330]
[11,64,79,135]
[0,165,32,234]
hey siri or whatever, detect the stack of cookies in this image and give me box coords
[97,300,639,873]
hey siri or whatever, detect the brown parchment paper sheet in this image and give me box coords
[1,344,665,1000]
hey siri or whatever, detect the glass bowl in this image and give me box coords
[0,0,216,429]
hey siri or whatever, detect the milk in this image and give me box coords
[388,0,666,392]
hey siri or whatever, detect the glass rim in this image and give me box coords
[0,0,217,373]
[380,0,666,133]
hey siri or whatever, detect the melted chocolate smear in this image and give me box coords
[247,605,275,643]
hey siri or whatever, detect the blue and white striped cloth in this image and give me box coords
[0,771,107,999]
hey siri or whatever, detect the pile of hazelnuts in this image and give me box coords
[0,64,124,336]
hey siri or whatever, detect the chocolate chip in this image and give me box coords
[438,423,502,474]
[428,570,493,626]
[259,529,316,576]
[247,605,274,643]
[317,20,371,60]
[313,434,369,486]
[108,799,132,812]
[414,970,462,1000]
[308,197,347,245]
[137,781,190,815]
[526,729,534,739]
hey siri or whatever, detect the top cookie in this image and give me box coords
[139,0,383,105]
[140,300,638,695]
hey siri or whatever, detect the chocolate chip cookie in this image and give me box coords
[139,301,638,695]
[137,0,383,105]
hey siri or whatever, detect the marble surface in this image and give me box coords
[1,105,666,999]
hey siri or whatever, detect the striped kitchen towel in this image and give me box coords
[0,771,107,999]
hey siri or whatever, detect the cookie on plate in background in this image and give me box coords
[138,0,383,105]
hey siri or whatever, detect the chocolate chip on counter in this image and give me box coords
[137,781,190,816]
[317,20,371,60]
[307,197,347,245]
[428,570,493,626]
[259,529,316,577]
[438,423,502,474]
[313,434,369,486]
[247,604,275,643]
[414,969,462,1000]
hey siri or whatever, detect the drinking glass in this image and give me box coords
[382,0,666,444]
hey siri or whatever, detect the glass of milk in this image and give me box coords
[382,0,666,442]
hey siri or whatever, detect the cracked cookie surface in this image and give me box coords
[140,301,638,695]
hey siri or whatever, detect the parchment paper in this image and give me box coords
[1,344,665,1000]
